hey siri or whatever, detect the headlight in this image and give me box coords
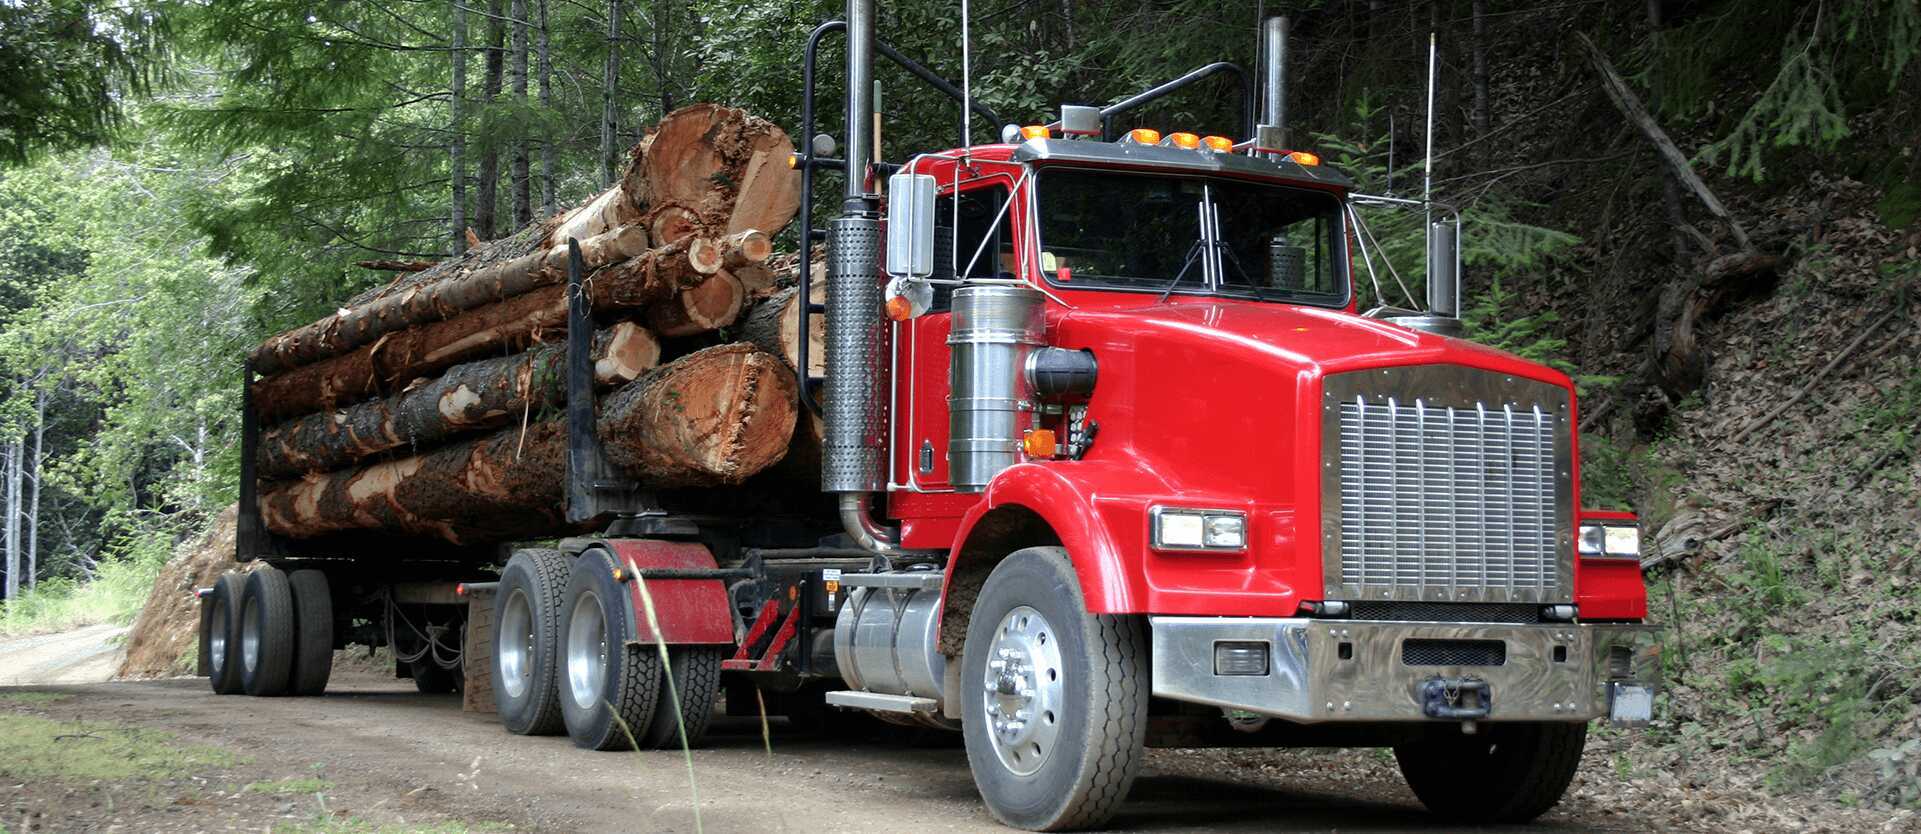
[1579,523,1640,558]
[1151,507,1248,552]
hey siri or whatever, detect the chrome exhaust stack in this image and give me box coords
[825,0,900,552]
[1256,16,1288,152]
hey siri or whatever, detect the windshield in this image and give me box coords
[1033,168,1347,306]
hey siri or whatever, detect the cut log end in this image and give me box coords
[647,271,745,338]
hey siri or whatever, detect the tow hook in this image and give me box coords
[1420,677,1492,721]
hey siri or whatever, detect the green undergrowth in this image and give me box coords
[0,529,171,638]
[0,714,237,782]
[1647,526,1921,807]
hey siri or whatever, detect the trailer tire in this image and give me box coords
[240,568,296,697]
[287,570,334,696]
[637,646,723,749]
[495,549,570,735]
[1394,721,1587,823]
[206,573,247,695]
[960,546,1146,831]
[559,547,663,750]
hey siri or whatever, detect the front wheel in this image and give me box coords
[1394,721,1588,823]
[960,547,1146,831]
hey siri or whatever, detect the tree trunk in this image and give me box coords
[537,0,554,215]
[4,439,19,601]
[249,224,650,374]
[601,0,622,187]
[26,390,42,589]
[258,344,798,545]
[259,322,659,479]
[646,270,744,337]
[741,281,826,378]
[476,0,505,241]
[1471,0,1489,142]
[510,0,531,228]
[450,0,469,254]
[252,237,722,421]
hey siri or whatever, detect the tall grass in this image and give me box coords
[0,529,173,638]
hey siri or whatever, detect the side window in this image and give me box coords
[931,185,1014,310]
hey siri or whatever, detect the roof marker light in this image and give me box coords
[1122,128,1162,145]
[1201,135,1234,153]
[1019,125,1052,140]
[1287,150,1322,166]
[1164,132,1201,150]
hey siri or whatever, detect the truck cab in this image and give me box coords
[813,122,1660,827]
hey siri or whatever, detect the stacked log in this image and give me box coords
[250,104,819,547]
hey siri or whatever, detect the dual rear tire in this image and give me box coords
[204,567,332,697]
[493,547,721,751]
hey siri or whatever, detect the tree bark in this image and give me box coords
[450,0,469,254]
[356,259,436,273]
[250,224,649,375]
[510,0,531,228]
[3,439,17,600]
[476,0,505,241]
[252,237,721,421]
[258,344,798,545]
[258,322,659,479]
[601,0,622,188]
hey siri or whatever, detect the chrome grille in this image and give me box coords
[1321,366,1573,604]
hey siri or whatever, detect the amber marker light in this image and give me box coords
[1165,132,1201,150]
[787,153,800,169]
[1020,125,1052,140]
[885,295,915,321]
[1287,150,1322,166]
[1201,135,1234,152]
[1023,428,1058,459]
[1124,128,1162,145]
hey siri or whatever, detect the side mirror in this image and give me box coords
[885,172,937,279]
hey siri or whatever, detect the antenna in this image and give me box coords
[1423,32,1436,285]
[961,0,972,157]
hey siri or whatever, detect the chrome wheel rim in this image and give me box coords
[209,596,229,671]
[498,588,535,700]
[981,605,1064,777]
[241,593,261,675]
[565,590,608,711]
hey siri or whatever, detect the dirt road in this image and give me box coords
[0,668,1713,834]
[0,624,127,686]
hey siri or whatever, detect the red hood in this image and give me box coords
[1054,297,1571,388]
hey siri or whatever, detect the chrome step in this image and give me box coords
[824,690,939,714]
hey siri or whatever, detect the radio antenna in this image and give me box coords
[1423,32,1437,281]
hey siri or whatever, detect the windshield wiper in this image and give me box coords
[1157,196,1214,302]
[1156,239,1207,302]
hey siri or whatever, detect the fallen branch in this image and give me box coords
[1727,308,1899,444]
[1575,32,1753,252]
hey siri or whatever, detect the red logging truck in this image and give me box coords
[200,3,1660,829]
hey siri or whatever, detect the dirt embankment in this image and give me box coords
[116,504,248,679]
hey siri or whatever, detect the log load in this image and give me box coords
[250,225,650,375]
[742,280,826,378]
[250,236,731,422]
[250,103,799,378]
[258,344,798,545]
[257,323,660,479]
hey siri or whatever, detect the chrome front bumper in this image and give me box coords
[1149,617,1661,724]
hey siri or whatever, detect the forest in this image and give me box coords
[0,0,1917,820]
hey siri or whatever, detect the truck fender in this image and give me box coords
[942,462,1143,618]
[593,539,734,646]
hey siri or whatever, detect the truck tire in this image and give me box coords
[287,570,333,696]
[637,646,723,749]
[240,568,296,697]
[495,549,570,735]
[1394,721,1588,823]
[206,573,247,695]
[559,547,663,750]
[960,546,1147,831]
